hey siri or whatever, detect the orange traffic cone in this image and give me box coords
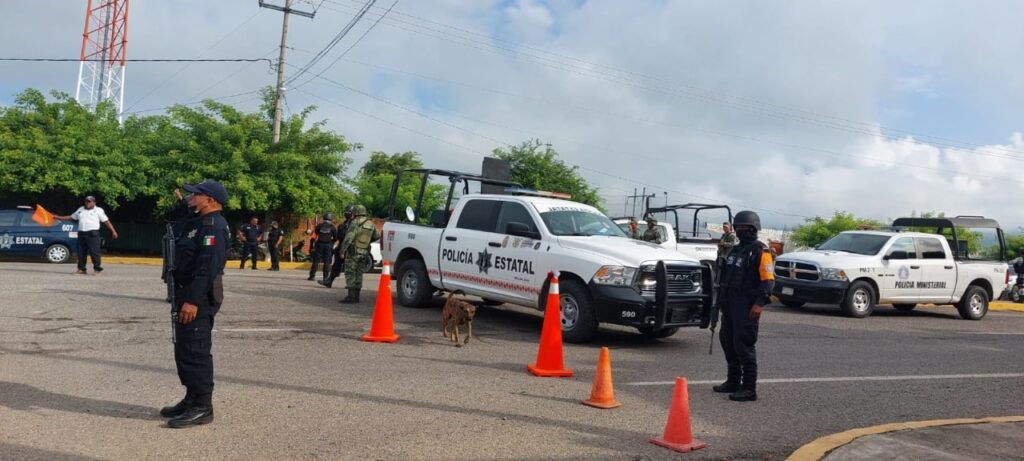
[650,377,707,453]
[362,261,400,343]
[582,347,621,409]
[527,272,573,377]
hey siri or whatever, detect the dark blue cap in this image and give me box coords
[183,180,228,206]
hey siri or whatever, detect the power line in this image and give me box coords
[284,0,376,87]
[121,89,264,116]
[316,0,1024,160]
[0,58,273,63]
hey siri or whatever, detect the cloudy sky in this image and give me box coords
[2,0,1023,229]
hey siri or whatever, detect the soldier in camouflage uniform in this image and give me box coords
[642,216,662,243]
[338,205,378,304]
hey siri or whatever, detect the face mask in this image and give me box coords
[737,228,758,242]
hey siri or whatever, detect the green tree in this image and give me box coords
[1006,231,1024,258]
[790,212,883,248]
[352,151,445,219]
[492,139,603,210]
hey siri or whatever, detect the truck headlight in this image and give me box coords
[821,268,848,281]
[593,265,637,286]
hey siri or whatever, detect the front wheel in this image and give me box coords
[395,259,433,308]
[841,281,875,318]
[957,286,988,320]
[45,244,71,264]
[558,280,598,343]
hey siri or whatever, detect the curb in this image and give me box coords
[102,257,312,270]
[785,415,1024,461]
[989,301,1024,313]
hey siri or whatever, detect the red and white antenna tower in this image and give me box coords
[75,0,130,120]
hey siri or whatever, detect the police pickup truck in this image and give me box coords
[381,169,714,343]
[614,203,733,270]
[772,216,1008,320]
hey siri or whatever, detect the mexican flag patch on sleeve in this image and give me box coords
[203,235,215,246]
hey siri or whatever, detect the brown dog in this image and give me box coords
[442,290,477,347]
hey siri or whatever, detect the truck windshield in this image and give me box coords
[541,211,628,237]
[818,233,891,255]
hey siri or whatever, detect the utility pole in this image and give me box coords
[259,0,314,144]
[625,188,655,218]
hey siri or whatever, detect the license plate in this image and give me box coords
[781,287,794,296]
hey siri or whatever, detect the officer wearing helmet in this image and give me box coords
[307,213,336,282]
[320,205,355,288]
[713,210,774,402]
[641,216,662,243]
[339,204,378,303]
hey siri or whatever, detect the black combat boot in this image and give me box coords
[728,389,757,402]
[338,289,360,303]
[318,277,333,288]
[159,392,194,418]
[712,381,741,393]
[168,393,214,428]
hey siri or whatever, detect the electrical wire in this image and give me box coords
[284,0,376,87]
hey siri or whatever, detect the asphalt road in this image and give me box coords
[1,262,1022,461]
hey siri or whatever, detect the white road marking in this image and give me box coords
[960,331,1024,335]
[214,328,302,333]
[625,373,1024,386]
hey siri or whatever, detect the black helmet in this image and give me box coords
[323,212,334,221]
[344,205,355,216]
[733,210,761,231]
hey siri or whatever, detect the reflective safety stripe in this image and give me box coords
[759,251,775,281]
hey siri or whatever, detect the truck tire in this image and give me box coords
[956,286,988,320]
[892,303,916,312]
[638,326,679,339]
[841,281,875,318]
[396,259,433,308]
[46,244,71,264]
[559,280,598,343]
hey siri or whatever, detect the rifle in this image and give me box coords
[162,223,178,343]
[707,258,724,355]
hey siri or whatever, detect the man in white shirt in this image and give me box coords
[55,195,119,274]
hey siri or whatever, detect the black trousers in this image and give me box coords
[77,230,102,271]
[174,305,217,398]
[309,243,333,279]
[269,245,280,269]
[328,246,344,281]
[719,290,759,390]
[240,242,259,269]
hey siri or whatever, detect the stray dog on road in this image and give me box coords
[442,290,477,347]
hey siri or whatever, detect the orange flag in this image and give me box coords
[32,204,55,227]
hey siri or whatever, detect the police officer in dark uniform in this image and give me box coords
[307,213,336,282]
[238,216,262,270]
[713,210,774,402]
[319,206,354,288]
[160,180,229,428]
[267,220,284,271]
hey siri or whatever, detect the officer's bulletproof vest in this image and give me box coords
[316,221,334,243]
[353,218,374,251]
[720,240,766,291]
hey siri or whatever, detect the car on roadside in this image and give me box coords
[0,206,79,263]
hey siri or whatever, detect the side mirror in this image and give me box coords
[405,206,415,223]
[506,222,540,239]
[884,250,908,260]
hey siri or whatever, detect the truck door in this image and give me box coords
[915,236,956,303]
[492,200,544,303]
[439,199,501,295]
[881,237,922,301]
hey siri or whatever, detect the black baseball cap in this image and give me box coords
[183,180,228,205]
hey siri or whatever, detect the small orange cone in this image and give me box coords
[527,272,573,377]
[582,347,621,409]
[650,377,707,453]
[362,261,400,343]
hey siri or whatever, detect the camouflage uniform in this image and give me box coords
[339,205,378,303]
[718,231,738,260]
[641,218,661,243]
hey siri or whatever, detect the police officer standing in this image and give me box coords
[713,210,774,402]
[308,213,336,282]
[267,220,284,271]
[160,180,229,428]
[338,205,377,303]
[320,206,354,288]
[642,216,662,243]
[237,217,262,270]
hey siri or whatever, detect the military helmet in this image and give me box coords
[732,210,761,231]
[344,205,355,215]
[352,204,367,216]
[323,212,334,221]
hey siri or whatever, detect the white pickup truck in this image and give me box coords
[381,169,715,343]
[772,217,1008,320]
[614,203,733,270]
